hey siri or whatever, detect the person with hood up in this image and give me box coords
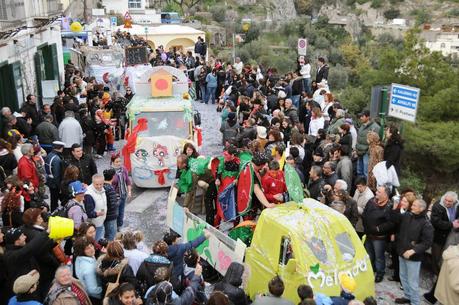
[213,262,249,305]
[181,249,207,304]
[391,199,433,305]
[220,112,239,146]
[261,160,287,204]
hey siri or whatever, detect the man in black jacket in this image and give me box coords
[392,199,433,305]
[362,185,395,282]
[67,144,98,185]
[307,165,325,201]
[316,57,329,83]
[20,94,40,131]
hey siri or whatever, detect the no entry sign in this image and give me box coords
[298,38,307,56]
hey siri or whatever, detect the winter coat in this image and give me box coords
[308,178,325,201]
[67,199,88,230]
[336,156,352,191]
[362,198,394,238]
[67,155,98,185]
[324,172,338,188]
[96,256,136,294]
[430,199,459,247]
[391,209,433,261]
[3,233,48,297]
[316,64,329,83]
[182,266,207,304]
[236,126,257,146]
[330,291,355,305]
[435,244,459,305]
[328,117,345,135]
[21,225,59,298]
[0,149,18,176]
[343,197,359,228]
[20,102,39,128]
[205,73,217,88]
[220,120,240,145]
[136,255,172,295]
[367,143,384,191]
[353,187,374,233]
[384,139,403,175]
[7,295,42,305]
[17,156,40,189]
[168,235,206,279]
[81,116,97,147]
[103,183,119,221]
[35,121,59,145]
[338,133,352,156]
[84,184,107,227]
[112,166,131,197]
[44,150,64,189]
[214,262,249,305]
[58,117,83,148]
[45,279,92,305]
[356,121,380,155]
[75,256,103,299]
[261,170,287,204]
[284,106,299,125]
[308,116,325,136]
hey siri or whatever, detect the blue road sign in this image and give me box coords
[110,17,117,27]
[388,83,420,123]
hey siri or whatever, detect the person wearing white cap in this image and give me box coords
[8,270,41,305]
[44,141,66,212]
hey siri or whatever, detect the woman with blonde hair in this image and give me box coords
[367,131,384,191]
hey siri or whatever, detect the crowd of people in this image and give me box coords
[0,33,458,305]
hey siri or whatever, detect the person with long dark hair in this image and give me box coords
[384,125,404,176]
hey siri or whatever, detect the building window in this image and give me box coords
[0,0,7,20]
[128,0,142,9]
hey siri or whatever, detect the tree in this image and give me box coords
[168,0,202,15]
[383,9,400,20]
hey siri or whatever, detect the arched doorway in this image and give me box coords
[165,38,195,53]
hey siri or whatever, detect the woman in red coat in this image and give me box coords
[261,160,287,204]
[17,143,39,189]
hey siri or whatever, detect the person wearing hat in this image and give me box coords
[355,110,380,180]
[67,181,89,231]
[45,141,66,212]
[3,227,49,302]
[220,112,240,146]
[256,126,268,149]
[330,273,357,305]
[8,270,42,305]
[35,114,59,154]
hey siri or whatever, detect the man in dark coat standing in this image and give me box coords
[45,141,66,212]
[20,94,40,131]
[316,57,329,83]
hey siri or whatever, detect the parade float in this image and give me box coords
[123,66,201,188]
[167,188,375,303]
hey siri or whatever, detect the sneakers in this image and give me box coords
[423,292,437,305]
[394,297,410,304]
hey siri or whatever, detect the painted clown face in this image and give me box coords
[135,149,149,162]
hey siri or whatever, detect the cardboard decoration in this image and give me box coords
[151,71,173,97]
[237,163,254,215]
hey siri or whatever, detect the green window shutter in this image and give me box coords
[50,43,60,86]
[34,51,44,105]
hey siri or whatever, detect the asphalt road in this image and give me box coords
[95,101,435,304]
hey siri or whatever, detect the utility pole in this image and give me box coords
[83,0,88,23]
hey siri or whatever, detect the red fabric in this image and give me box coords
[122,118,148,172]
[261,170,287,203]
[154,168,170,185]
[17,156,39,189]
[71,282,88,305]
[194,127,202,147]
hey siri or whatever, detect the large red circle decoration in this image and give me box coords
[155,79,168,91]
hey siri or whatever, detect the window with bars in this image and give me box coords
[128,0,142,9]
[0,0,8,20]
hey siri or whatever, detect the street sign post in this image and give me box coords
[388,83,420,123]
[110,17,117,27]
[298,38,307,56]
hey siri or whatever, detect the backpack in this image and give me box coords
[51,200,81,218]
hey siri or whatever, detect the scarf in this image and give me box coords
[116,167,127,196]
[71,282,88,305]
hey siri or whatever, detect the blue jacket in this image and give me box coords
[75,256,103,299]
[8,296,42,305]
[206,73,218,88]
[168,235,206,278]
[331,291,355,305]
[44,150,64,189]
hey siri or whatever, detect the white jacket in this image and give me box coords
[58,117,83,148]
[308,116,325,137]
[300,63,311,79]
[85,184,107,227]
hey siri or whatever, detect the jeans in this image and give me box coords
[95,226,105,242]
[365,238,386,277]
[291,95,300,109]
[207,86,216,104]
[200,85,207,103]
[399,257,421,305]
[195,81,201,100]
[104,219,117,241]
[117,194,127,228]
[303,78,311,95]
[357,153,369,179]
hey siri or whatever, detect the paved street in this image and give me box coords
[95,102,435,304]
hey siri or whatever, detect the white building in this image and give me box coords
[0,0,64,110]
[423,29,459,57]
[103,0,147,15]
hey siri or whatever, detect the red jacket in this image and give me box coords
[17,156,39,188]
[261,170,287,203]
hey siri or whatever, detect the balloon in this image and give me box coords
[70,21,83,33]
